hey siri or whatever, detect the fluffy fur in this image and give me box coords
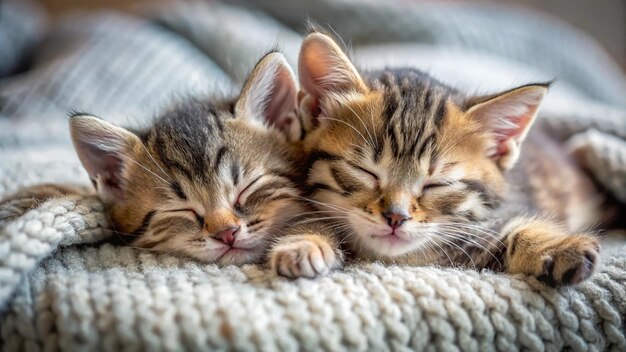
[270,32,602,286]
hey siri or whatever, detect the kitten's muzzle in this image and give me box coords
[213,226,239,247]
[383,209,411,229]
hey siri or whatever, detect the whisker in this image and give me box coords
[282,210,340,222]
[292,195,352,214]
[119,154,169,185]
[435,222,505,244]
[317,116,373,149]
[427,238,454,267]
[291,216,349,226]
[436,236,477,270]
[139,142,170,180]
[436,230,502,269]
[437,224,506,248]
[335,99,377,149]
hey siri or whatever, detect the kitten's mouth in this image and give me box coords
[215,247,252,263]
[370,232,412,246]
[216,244,261,260]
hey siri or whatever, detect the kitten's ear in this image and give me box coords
[298,32,368,131]
[69,115,141,202]
[467,83,549,170]
[299,32,367,98]
[235,52,300,141]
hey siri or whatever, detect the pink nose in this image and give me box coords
[215,226,239,246]
[383,210,411,229]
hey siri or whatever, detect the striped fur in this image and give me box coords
[70,52,307,264]
[271,32,602,286]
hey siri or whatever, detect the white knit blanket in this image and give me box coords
[1,1,626,350]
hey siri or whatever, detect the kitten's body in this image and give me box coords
[271,33,602,286]
[373,128,600,269]
[341,69,601,269]
[13,52,307,265]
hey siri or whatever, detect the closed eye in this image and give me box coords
[235,175,264,207]
[166,208,205,227]
[422,182,451,191]
[350,163,380,185]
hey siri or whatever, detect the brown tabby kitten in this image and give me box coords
[270,32,602,286]
[70,52,306,264]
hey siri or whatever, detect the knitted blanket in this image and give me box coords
[1,0,625,350]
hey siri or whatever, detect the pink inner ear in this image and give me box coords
[298,34,366,108]
[262,64,298,130]
[78,141,126,193]
[494,113,532,156]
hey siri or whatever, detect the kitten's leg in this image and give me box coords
[270,222,343,279]
[502,217,600,286]
[1,183,92,222]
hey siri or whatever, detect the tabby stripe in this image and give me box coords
[416,133,435,161]
[247,218,264,228]
[308,182,342,195]
[154,135,194,179]
[171,161,194,180]
[306,150,341,170]
[214,146,228,172]
[247,181,290,200]
[249,220,267,232]
[244,183,291,207]
[387,123,400,157]
[170,181,187,200]
[406,136,420,158]
[231,163,240,186]
[373,140,384,163]
[137,237,161,249]
[433,93,447,128]
[418,82,431,112]
[461,179,500,208]
[268,168,294,181]
[126,210,156,243]
[264,192,296,203]
[191,153,210,182]
[383,98,398,125]
[330,166,361,193]
[436,193,466,215]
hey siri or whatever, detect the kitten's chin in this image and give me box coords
[360,233,425,258]
[344,214,421,258]
[189,246,264,265]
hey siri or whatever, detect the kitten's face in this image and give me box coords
[71,52,306,264]
[297,33,547,259]
[113,113,304,264]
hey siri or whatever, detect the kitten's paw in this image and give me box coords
[508,230,600,286]
[535,236,600,286]
[270,236,341,279]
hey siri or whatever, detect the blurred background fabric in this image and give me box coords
[1,0,625,350]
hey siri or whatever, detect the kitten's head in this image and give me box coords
[297,32,548,259]
[70,52,306,264]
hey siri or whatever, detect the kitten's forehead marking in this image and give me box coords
[369,69,457,163]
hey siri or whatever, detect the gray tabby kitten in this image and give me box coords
[270,32,602,286]
[68,52,306,264]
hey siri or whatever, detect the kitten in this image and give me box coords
[69,52,307,264]
[270,32,602,286]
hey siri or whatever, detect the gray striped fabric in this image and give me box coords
[1,0,625,350]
